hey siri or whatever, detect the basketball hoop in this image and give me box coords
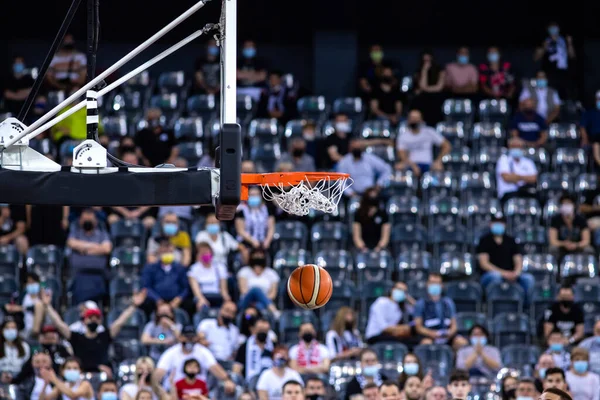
[241,172,353,216]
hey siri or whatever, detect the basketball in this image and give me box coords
[287,264,333,310]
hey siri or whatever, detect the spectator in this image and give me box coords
[345,349,387,400]
[237,306,278,346]
[282,380,305,400]
[445,46,478,96]
[289,323,330,374]
[395,109,451,176]
[455,324,502,378]
[519,71,561,123]
[0,318,30,382]
[579,320,600,374]
[0,204,28,255]
[193,38,220,95]
[541,388,574,400]
[365,281,414,344]
[25,352,53,400]
[536,353,557,381]
[276,137,316,172]
[19,272,45,337]
[479,46,516,100]
[134,108,177,167]
[369,66,403,125]
[46,34,86,91]
[580,90,600,149]
[188,241,230,309]
[534,22,576,99]
[352,187,391,252]
[424,386,448,400]
[241,160,257,174]
[414,273,467,350]
[358,44,394,99]
[256,346,303,400]
[379,381,402,400]
[119,357,156,400]
[324,114,352,169]
[549,194,593,261]
[447,369,471,400]
[237,40,267,88]
[509,98,549,147]
[194,213,242,265]
[146,213,192,266]
[501,374,518,400]
[301,122,318,160]
[97,380,119,400]
[398,352,431,391]
[516,378,540,400]
[477,213,534,304]
[305,376,327,400]
[141,238,192,317]
[173,358,209,399]
[362,382,378,400]
[3,55,34,115]
[412,50,446,125]
[234,317,275,381]
[495,137,538,204]
[258,70,294,122]
[325,306,363,362]
[140,303,182,361]
[39,357,93,400]
[237,249,281,317]
[66,208,112,304]
[152,325,235,393]
[543,284,584,344]
[543,367,569,392]
[68,301,105,334]
[545,330,571,370]
[197,301,239,361]
[42,289,146,374]
[235,187,276,252]
[107,205,156,230]
[26,204,69,247]
[238,392,257,400]
[566,347,600,400]
[402,376,424,400]
[337,139,392,197]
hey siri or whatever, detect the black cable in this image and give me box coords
[86,0,100,140]
[18,0,83,122]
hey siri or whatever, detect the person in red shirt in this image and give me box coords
[174,359,209,400]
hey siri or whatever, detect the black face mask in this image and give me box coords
[381,77,393,85]
[560,300,574,308]
[345,321,354,330]
[182,342,194,352]
[408,122,420,130]
[256,331,268,343]
[87,322,99,332]
[221,316,233,326]
[503,388,516,400]
[120,145,136,154]
[137,373,149,383]
[82,221,94,231]
[62,43,75,51]
[351,148,362,158]
[184,371,197,379]
[292,148,304,157]
[524,108,535,115]
[250,258,266,267]
[307,395,324,400]
[245,315,257,326]
[302,333,314,343]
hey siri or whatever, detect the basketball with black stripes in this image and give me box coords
[287,264,333,310]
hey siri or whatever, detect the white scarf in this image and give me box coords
[245,335,273,380]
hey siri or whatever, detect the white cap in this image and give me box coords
[84,301,99,310]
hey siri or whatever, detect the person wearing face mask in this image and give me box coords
[17,272,45,338]
[277,137,316,172]
[39,357,93,400]
[566,347,600,400]
[324,114,353,169]
[414,273,468,351]
[119,357,158,400]
[369,66,403,125]
[146,212,192,266]
[519,70,562,123]
[352,187,391,252]
[396,109,451,176]
[141,303,182,361]
[456,324,502,378]
[188,241,231,310]
[444,46,478,96]
[543,284,585,346]
[579,320,600,374]
[134,108,177,167]
[337,138,392,197]
[193,38,221,95]
[496,137,538,205]
[24,352,54,400]
[549,194,593,262]
[325,307,363,362]
[514,378,540,400]
[289,323,330,374]
[477,213,535,305]
[545,330,571,371]
[237,249,281,318]
[534,22,576,100]
[256,346,304,400]
[97,380,119,400]
[344,349,386,400]
[509,98,549,148]
[3,55,34,115]
[304,376,327,400]
[536,354,557,385]
[194,213,242,265]
[365,281,415,344]
[235,186,276,253]
[479,46,515,100]
[257,70,293,122]
[358,44,394,99]
[398,353,434,391]
[196,301,240,361]
[173,358,209,399]
[234,318,275,381]
[0,318,30,383]
[237,39,267,89]
[46,33,87,91]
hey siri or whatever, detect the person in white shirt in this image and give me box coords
[289,323,330,375]
[188,242,231,309]
[325,306,363,362]
[256,346,304,400]
[120,357,157,400]
[29,352,54,400]
[495,137,538,203]
[237,250,281,318]
[194,213,243,265]
[396,109,451,176]
[233,318,275,381]
[365,281,415,344]
[519,70,561,123]
[39,357,94,400]
[565,347,600,400]
[140,303,182,362]
[0,319,30,380]
[197,301,239,361]
[18,272,45,338]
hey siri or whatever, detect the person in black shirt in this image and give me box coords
[324,114,352,170]
[352,187,391,251]
[42,288,147,375]
[369,66,403,126]
[543,284,584,345]
[237,40,267,88]
[476,213,534,305]
[344,349,387,400]
[3,56,34,116]
[358,44,396,100]
[193,38,220,95]
[579,183,600,231]
[0,204,28,255]
[549,194,593,262]
[134,108,177,167]
[257,70,294,123]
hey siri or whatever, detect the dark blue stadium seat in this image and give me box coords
[459,172,495,203]
[408,280,428,300]
[297,96,328,124]
[332,97,364,126]
[311,221,348,253]
[413,344,454,384]
[501,344,541,369]
[101,115,128,138]
[531,282,557,323]
[436,121,466,148]
[441,147,471,174]
[474,146,504,174]
[112,339,146,363]
[360,120,393,140]
[548,123,580,149]
[193,307,220,327]
[354,251,393,285]
[149,93,181,127]
[391,224,427,255]
[574,173,598,203]
[574,282,600,303]
[504,197,541,234]
[471,123,505,154]
[365,143,395,163]
[157,71,186,92]
[110,219,146,248]
[443,99,474,129]
[455,312,488,337]
[279,310,319,343]
[64,306,81,325]
[439,252,474,280]
[0,245,19,280]
[249,140,280,171]
[107,307,146,340]
[0,276,18,306]
[526,147,550,173]
[478,99,510,124]
[174,117,204,142]
[421,171,456,204]
[426,196,461,231]
[560,254,597,280]
[513,226,547,254]
[384,171,418,198]
[284,119,309,139]
[584,314,600,336]
[537,173,572,204]
[186,94,217,122]
[493,313,531,348]
[429,225,467,258]
[273,249,312,279]
[314,250,351,281]
[553,148,587,176]
[486,282,524,317]
[445,281,482,313]
[386,196,420,226]
[110,246,145,277]
[109,276,140,308]
[42,277,61,309]
[327,280,357,310]
[272,221,309,253]
[371,342,409,364]
[177,142,205,166]
[464,197,501,239]
[396,251,432,282]
[361,281,394,315]
[248,119,280,142]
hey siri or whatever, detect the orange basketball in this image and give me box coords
[287,264,333,310]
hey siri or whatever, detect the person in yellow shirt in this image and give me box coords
[146,212,192,266]
[50,102,104,144]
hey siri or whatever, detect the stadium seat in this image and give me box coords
[249,140,281,171]
[553,148,587,176]
[439,252,474,280]
[464,197,501,238]
[526,147,550,173]
[0,276,18,305]
[193,307,220,327]
[107,307,146,340]
[110,246,145,277]
[311,221,348,253]
[584,314,600,336]
[396,251,432,283]
[297,96,328,124]
[387,196,421,226]
[177,142,205,165]
[64,306,81,325]
[273,249,311,279]
[0,245,19,280]
[365,143,395,163]
[435,122,466,148]
[186,94,217,122]
[441,147,471,174]
[112,339,146,363]
[284,119,310,139]
[459,172,495,202]
[575,173,598,203]
[492,313,531,348]
[360,120,393,140]
[400,76,413,93]
[42,277,62,308]
[471,123,505,153]
[173,117,204,142]
[474,146,504,174]
[426,196,461,232]
[189,216,206,241]
[501,344,541,368]
[385,171,418,197]
[531,282,556,323]
[110,219,146,248]
[123,70,151,90]
[361,281,394,315]
[443,99,474,128]
[272,221,309,253]
[574,281,600,303]
[371,342,409,364]
[486,282,524,317]
[59,140,81,159]
[455,312,488,337]
[478,99,510,124]
[542,198,559,229]
[355,251,393,284]
[413,344,454,383]
[548,123,579,148]
[513,226,547,254]
[149,93,181,126]
[314,250,352,280]
[390,224,427,255]
[29,138,57,158]
[445,281,482,312]
[248,119,280,141]
[522,254,557,284]
[537,173,572,204]
[503,197,541,233]
[109,276,139,308]
[421,171,456,204]
[408,280,428,300]
[47,91,66,109]
[345,196,362,221]
[429,225,467,258]
[157,71,186,92]
[328,280,358,310]
[332,97,364,126]
[279,310,319,343]
[560,254,597,280]
[237,95,256,127]
[101,115,128,138]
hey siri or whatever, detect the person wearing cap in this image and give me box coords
[42,288,147,374]
[580,90,600,150]
[68,301,106,334]
[0,203,28,255]
[476,213,534,305]
[153,325,237,394]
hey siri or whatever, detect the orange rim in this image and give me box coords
[240,172,350,200]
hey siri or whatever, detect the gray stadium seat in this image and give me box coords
[0,245,20,280]
[459,172,495,202]
[560,254,597,280]
[436,121,466,148]
[456,312,488,337]
[443,99,473,127]
[360,120,393,140]
[187,94,217,122]
[478,99,510,124]
[390,224,427,255]
[413,344,454,384]
[332,97,364,126]
[441,147,471,174]
[485,282,524,317]
[421,171,456,203]
[193,307,220,327]
[311,221,348,253]
[387,195,421,226]
[522,254,557,284]
[444,280,481,313]
[574,281,600,303]
[385,171,418,197]
[279,310,319,343]
[548,123,579,149]
[174,117,204,141]
[503,197,541,233]
[492,313,530,348]
[248,119,280,141]
[314,250,351,281]
[109,246,145,277]
[365,144,395,163]
[471,123,504,153]
[101,115,128,138]
[439,252,474,280]
[272,221,309,253]
[273,249,311,279]
[371,342,409,363]
[355,251,393,284]
[297,96,328,124]
[537,173,572,203]
[501,344,541,368]
[553,148,587,176]
[474,146,504,174]
[464,197,501,233]
[396,251,432,282]
[426,196,461,231]
[513,226,547,254]
[110,219,146,248]
[430,225,468,258]
[525,147,550,173]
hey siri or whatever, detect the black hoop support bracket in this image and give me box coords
[215,123,241,221]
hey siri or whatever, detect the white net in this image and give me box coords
[261,176,354,216]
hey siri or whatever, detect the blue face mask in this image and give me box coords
[392,289,406,303]
[516,397,533,400]
[248,196,262,208]
[3,329,17,342]
[208,46,219,57]
[548,26,559,36]
[163,223,178,236]
[427,284,442,297]
[470,336,487,346]
[537,79,547,88]
[273,357,288,368]
[595,336,600,343]
[403,362,419,376]
[362,365,380,377]
[490,223,505,236]
[538,368,547,379]
[573,360,589,373]
[13,63,25,74]
[243,48,256,58]
[509,148,524,159]
[206,223,220,235]
[63,369,80,382]
[457,55,469,64]
[26,283,40,295]
[550,343,564,352]
[487,53,499,63]
[101,393,118,400]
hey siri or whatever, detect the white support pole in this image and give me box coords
[21,29,209,142]
[221,0,237,125]
[3,0,209,149]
